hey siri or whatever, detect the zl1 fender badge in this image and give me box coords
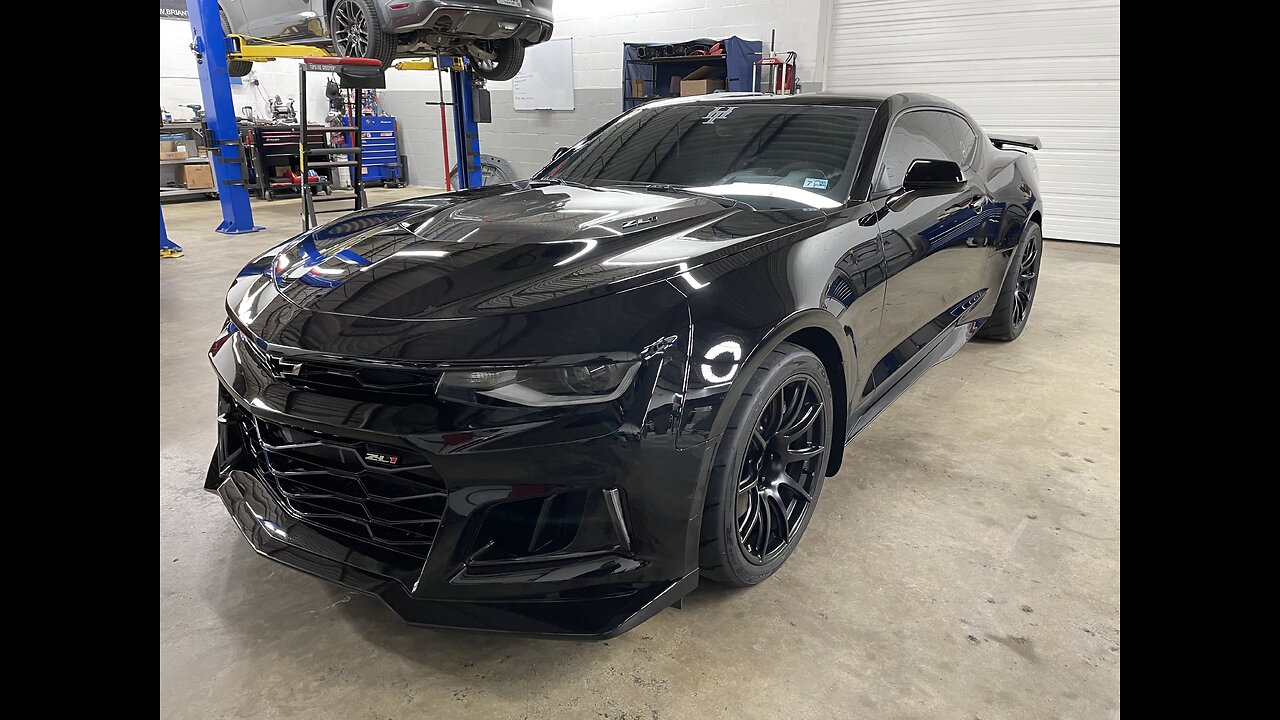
[364,452,400,466]
[622,215,657,228]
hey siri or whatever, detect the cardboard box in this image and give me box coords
[160,140,191,159]
[679,65,724,96]
[630,78,646,97]
[680,79,724,96]
[271,165,292,178]
[178,164,214,190]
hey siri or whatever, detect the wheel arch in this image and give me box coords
[782,327,849,477]
[325,0,394,29]
[702,309,855,478]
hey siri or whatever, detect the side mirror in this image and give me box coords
[902,159,965,193]
[552,146,570,162]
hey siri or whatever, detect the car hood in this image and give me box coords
[261,183,825,321]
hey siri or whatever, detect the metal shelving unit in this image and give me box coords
[623,38,762,112]
[160,122,219,202]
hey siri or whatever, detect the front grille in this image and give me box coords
[240,338,441,395]
[287,360,442,393]
[239,416,446,567]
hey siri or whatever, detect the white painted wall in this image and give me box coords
[160,1,832,185]
[504,0,830,90]
[389,0,835,182]
[161,1,830,117]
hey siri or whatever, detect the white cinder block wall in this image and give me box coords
[390,0,833,184]
[159,1,832,187]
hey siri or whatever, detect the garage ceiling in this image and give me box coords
[825,0,1120,244]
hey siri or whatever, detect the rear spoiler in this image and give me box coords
[991,135,1042,151]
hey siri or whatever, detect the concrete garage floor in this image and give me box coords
[160,189,1120,720]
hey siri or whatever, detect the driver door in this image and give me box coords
[866,110,991,393]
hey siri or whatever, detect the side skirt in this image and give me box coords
[846,318,984,441]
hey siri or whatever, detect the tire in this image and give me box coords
[219,8,254,78]
[978,220,1042,342]
[473,38,525,82]
[328,0,398,69]
[699,342,834,587]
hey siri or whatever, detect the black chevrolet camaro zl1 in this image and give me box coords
[207,91,1044,639]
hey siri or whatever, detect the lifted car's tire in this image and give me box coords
[220,8,254,78]
[473,38,525,81]
[329,0,398,69]
[978,220,1042,342]
[699,342,833,587]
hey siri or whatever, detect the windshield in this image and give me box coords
[540,103,876,210]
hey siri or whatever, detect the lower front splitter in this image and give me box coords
[215,469,696,640]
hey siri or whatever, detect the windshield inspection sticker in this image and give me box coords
[803,177,829,189]
[701,106,737,124]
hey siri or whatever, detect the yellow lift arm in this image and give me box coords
[225,34,332,63]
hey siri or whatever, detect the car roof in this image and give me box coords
[645,91,963,114]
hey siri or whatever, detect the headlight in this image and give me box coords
[436,360,642,407]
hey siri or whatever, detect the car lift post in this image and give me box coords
[160,205,183,258]
[450,60,484,190]
[186,0,263,234]
[396,56,484,190]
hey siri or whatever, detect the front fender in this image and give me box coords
[679,309,854,448]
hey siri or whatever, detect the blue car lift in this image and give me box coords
[184,0,263,235]
[387,57,485,191]
[448,60,484,190]
[160,205,183,258]
[181,0,486,240]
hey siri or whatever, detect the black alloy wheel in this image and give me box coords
[1012,234,1039,326]
[735,376,825,563]
[977,220,1042,341]
[700,342,833,587]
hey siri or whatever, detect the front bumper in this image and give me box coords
[214,468,696,638]
[207,327,710,639]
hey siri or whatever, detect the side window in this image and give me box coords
[875,111,975,192]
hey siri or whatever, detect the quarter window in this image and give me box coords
[949,115,978,167]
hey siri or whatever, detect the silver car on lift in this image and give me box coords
[219,0,554,80]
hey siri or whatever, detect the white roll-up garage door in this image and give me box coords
[824,0,1120,244]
